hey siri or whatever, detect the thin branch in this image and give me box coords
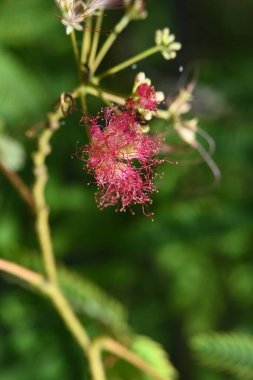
[0,259,90,353]
[84,85,125,105]
[70,31,80,72]
[0,259,46,292]
[49,285,90,353]
[89,11,104,70]
[32,112,63,285]
[81,17,92,68]
[91,337,171,380]
[0,162,34,209]
[97,45,161,81]
[92,14,130,74]
[88,340,107,380]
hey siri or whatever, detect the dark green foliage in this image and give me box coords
[190,333,253,380]
[1,0,253,379]
[0,0,57,47]
[0,49,47,123]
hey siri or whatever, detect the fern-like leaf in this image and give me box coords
[190,332,253,380]
[58,268,130,337]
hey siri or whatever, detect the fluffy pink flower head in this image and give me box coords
[81,106,163,214]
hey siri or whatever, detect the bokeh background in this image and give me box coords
[0,0,253,379]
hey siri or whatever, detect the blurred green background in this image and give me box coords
[0,0,253,379]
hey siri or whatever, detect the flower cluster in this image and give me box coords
[56,0,123,34]
[155,28,181,60]
[80,102,163,214]
[128,72,165,120]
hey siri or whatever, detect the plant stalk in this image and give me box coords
[81,17,92,68]
[97,45,161,80]
[0,259,90,353]
[92,14,130,74]
[89,11,104,70]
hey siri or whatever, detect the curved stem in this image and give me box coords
[97,45,161,80]
[92,14,130,74]
[89,341,107,380]
[90,337,170,380]
[195,140,221,185]
[0,259,46,291]
[32,120,61,285]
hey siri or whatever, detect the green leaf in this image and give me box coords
[58,268,130,336]
[106,335,177,380]
[131,335,178,380]
[0,0,58,47]
[190,332,253,380]
[0,49,47,123]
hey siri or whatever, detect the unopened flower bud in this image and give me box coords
[175,119,198,147]
[125,0,147,19]
[155,91,165,103]
[155,28,181,60]
[168,87,193,117]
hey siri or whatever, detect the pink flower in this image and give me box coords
[136,83,158,111]
[126,76,165,120]
[80,106,162,214]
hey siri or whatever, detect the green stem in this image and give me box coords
[89,337,170,380]
[89,11,104,71]
[70,31,80,72]
[92,14,130,74]
[49,286,90,353]
[157,109,171,120]
[80,88,87,113]
[0,259,90,353]
[81,17,92,68]
[33,127,58,285]
[97,45,161,80]
[84,85,125,105]
[75,83,171,120]
[88,341,107,380]
[0,259,47,292]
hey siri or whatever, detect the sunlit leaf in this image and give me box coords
[131,335,178,380]
[0,133,26,171]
